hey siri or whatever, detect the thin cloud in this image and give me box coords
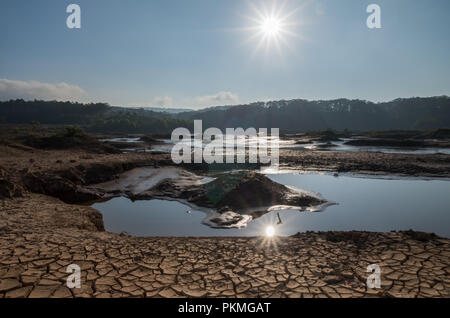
[124,96,174,108]
[0,78,87,102]
[194,91,239,107]
[151,96,173,107]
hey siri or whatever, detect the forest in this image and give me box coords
[1,96,450,133]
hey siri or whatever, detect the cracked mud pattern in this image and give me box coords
[0,194,449,298]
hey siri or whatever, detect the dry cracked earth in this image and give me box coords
[0,194,449,298]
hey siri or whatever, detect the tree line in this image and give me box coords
[0,100,193,134]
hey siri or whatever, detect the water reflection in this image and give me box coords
[93,173,450,238]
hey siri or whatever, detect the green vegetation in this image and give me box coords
[1,97,450,133]
[87,113,193,134]
[0,99,109,125]
[0,100,193,134]
[178,96,450,131]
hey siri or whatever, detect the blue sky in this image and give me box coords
[1,0,449,108]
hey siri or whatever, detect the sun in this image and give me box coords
[243,1,304,55]
[260,17,282,37]
[255,12,287,44]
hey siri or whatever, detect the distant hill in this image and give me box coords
[177,96,450,132]
[137,107,194,114]
[0,100,193,134]
[2,96,449,133]
[110,106,194,114]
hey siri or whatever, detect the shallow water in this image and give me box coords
[103,135,450,155]
[153,140,450,155]
[99,137,142,143]
[297,140,450,155]
[92,173,450,238]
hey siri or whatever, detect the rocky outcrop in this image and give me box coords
[146,171,328,213]
[22,173,102,204]
[18,160,162,204]
[134,170,330,228]
[20,133,121,154]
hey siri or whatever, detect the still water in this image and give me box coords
[99,136,450,155]
[92,173,450,238]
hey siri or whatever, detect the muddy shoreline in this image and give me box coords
[1,140,450,205]
[278,149,450,178]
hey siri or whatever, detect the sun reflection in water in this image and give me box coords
[265,225,276,237]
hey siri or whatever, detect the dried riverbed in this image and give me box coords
[1,144,449,298]
[1,194,449,298]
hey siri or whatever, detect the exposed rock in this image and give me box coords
[22,173,102,204]
[147,170,328,214]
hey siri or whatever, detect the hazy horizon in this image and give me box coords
[2,94,449,112]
